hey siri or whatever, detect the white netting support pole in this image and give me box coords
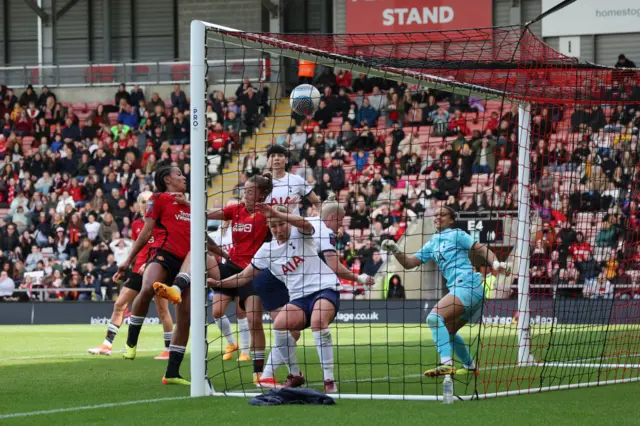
[189,19,209,398]
[516,102,536,366]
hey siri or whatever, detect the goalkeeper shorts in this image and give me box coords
[449,273,485,323]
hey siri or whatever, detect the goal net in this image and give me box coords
[189,21,640,400]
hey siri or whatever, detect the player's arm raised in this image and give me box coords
[380,239,423,269]
[114,217,155,281]
[305,190,322,212]
[256,203,314,235]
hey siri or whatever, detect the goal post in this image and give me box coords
[189,19,640,401]
[515,102,535,366]
[189,19,209,398]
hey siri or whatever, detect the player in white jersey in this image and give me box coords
[208,198,252,362]
[210,204,342,393]
[255,194,375,388]
[263,144,321,215]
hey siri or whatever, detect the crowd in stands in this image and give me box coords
[0,79,269,302]
[1,53,639,302]
[238,61,639,299]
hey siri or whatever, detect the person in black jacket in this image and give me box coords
[432,170,461,201]
[386,274,405,299]
[313,100,333,129]
[615,54,636,69]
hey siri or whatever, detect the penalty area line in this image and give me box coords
[0,396,192,419]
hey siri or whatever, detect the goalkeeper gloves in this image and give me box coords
[492,260,507,271]
[381,240,401,254]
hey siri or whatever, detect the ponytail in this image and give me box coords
[248,172,273,202]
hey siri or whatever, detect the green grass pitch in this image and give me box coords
[1,324,639,425]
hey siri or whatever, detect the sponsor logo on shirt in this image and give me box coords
[174,211,191,221]
[281,255,304,275]
[232,223,253,232]
[270,196,299,206]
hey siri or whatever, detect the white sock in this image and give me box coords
[440,356,453,366]
[237,318,250,355]
[263,331,296,378]
[312,329,334,381]
[215,315,236,346]
[262,348,281,379]
[274,329,300,375]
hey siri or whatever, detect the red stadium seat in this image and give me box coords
[71,102,87,112]
[170,64,190,81]
[86,101,101,111]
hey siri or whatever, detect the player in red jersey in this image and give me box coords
[88,191,174,358]
[115,166,220,381]
[154,173,273,384]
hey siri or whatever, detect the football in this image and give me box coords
[289,83,321,116]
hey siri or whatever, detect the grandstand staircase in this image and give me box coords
[208,98,293,206]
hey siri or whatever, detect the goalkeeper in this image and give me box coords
[381,206,508,377]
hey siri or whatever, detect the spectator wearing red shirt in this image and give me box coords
[485,111,500,133]
[448,109,469,135]
[208,122,232,152]
[336,70,352,90]
[569,232,592,262]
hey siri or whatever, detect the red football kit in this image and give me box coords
[145,192,191,260]
[131,218,154,274]
[222,202,269,268]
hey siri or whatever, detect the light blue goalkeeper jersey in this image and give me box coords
[413,228,482,289]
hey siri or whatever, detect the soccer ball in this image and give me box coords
[289,84,321,116]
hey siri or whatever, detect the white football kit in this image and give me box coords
[264,172,314,216]
[251,220,340,301]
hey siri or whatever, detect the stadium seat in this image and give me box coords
[170,64,190,81]
[72,102,87,112]
[21,136,35,151]
[85,101,101,112]
[85,65,116,84]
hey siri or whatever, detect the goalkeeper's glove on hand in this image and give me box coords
[381,240,401,254]
[493,260,507,272]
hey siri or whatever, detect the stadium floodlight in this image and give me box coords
[190,19,640,401]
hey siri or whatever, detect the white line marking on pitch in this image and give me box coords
[0,348,166,362]
[0,396,191,420]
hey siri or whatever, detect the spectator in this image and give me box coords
[471,137,497,174]
[171,84,188,112]
[109,235,133,266]
[355,98,378,128]
[368,86,387,113]
[0,270,15,300]
[385,274,405,299]
[115,83,131,107]
[615,54,636,69]
[595,218,616,248]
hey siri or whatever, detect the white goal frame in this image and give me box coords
[189,19,640,400]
